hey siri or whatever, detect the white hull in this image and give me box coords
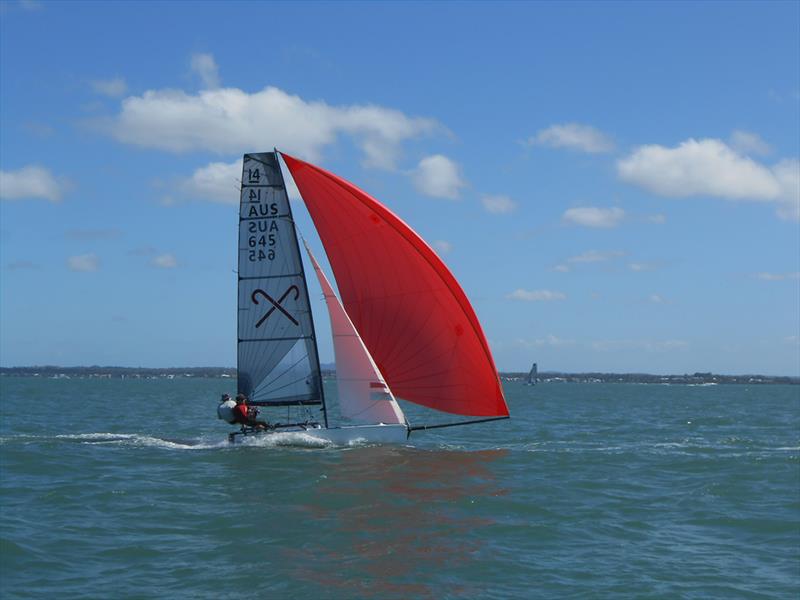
[305,424,409,444]
[231,423,409,446]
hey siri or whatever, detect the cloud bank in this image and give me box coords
[98,85,439,170]
[617,138,799,221]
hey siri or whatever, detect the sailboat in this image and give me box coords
[221,151,509,444]
[525,362,537,386]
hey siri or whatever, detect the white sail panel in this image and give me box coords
[304,241,406,426]
[237,153,323,405]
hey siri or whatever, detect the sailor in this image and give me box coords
[217,393,237,424]
[233,393,269,430]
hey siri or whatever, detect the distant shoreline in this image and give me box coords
[0,366,797,385]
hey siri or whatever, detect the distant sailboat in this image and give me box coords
[525,362,537,386]
[221,151,509,443]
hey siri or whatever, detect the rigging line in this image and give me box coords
[344,397,401,422]
[261,349,312,388]
[407,416,510,433]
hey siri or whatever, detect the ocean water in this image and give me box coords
[0,378,798,599]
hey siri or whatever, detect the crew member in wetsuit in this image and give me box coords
[233,393,269,430]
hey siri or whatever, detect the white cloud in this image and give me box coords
[530,123,614,154]
[432,240,452,254]
[646,213,666,224]
[91,77,127,98]
[755,272,800,281]
[190,53,220,89]
[98,85,438,170]
[411,154,464,199]
[629,262,659,272]
[563,206,625,228]
[555,249,625,272]
[481,194,516,214]
[151,253,177,268]
[648,294,667,304]
[0,165,64,202]
[730,130,771,156]
[180,160,241,203]
[507,289,566,301]
[515,334,575,348]
[177,158,305,204]
[772,159,800,221]
[617,138,799,220]
[68,253,99,272]
[568,249,625,264]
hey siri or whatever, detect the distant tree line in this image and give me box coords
[0,366,237,378]
[502,371,799,385]
[0,366,797,384]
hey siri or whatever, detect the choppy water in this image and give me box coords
[0,378,798,599]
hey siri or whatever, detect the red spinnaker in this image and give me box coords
[282,153,508,417]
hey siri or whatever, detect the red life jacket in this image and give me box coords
[233,404,250,424]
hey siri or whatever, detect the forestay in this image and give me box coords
[237,153,324,407]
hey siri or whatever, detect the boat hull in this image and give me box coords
[229,423,409,445]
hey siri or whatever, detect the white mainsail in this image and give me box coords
[527,362,537,385]
[237,153,325,411]
[303,240,406,426]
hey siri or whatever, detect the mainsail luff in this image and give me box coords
[281,152,509,418]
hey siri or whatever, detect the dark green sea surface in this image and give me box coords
[1,378,798,599]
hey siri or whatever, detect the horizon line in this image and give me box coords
[0,365,797,379]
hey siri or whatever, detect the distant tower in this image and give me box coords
[526,362,538,385]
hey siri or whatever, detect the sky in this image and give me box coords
[1,0,798,375]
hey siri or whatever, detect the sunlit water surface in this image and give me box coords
[1,378,798,599]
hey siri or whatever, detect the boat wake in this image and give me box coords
[0,432,228,451]
[0,431,378,451]
[238,431,334,448]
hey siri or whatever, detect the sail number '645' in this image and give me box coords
[247,220,279,262]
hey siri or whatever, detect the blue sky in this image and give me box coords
[1,1,798,375]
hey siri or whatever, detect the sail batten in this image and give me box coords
[282,153,508,418]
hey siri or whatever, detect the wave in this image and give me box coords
[238,431,333,449]
[0,432,228,451]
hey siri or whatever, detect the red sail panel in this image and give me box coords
[282,153,508,417]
